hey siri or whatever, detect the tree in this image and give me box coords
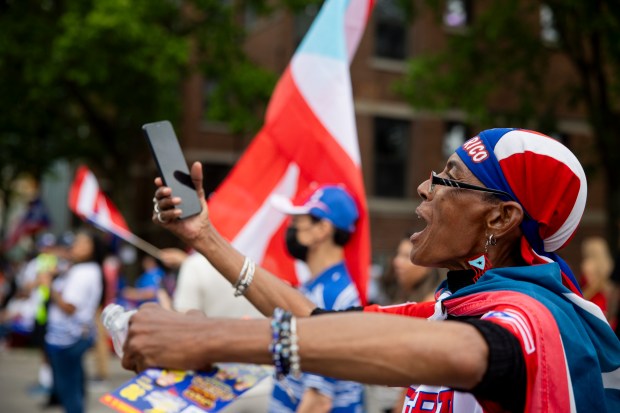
[399,0,620,251]
[0,0,318,241]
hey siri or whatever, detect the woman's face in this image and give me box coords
[393,239,429,289]
[70,233,94,263]
[410,154,493,270]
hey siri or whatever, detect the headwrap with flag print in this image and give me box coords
[456,128,587,295]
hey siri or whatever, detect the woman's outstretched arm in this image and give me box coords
[122,304,488,390]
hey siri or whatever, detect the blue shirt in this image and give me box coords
[118,266,165,310]
[269,262,364,413]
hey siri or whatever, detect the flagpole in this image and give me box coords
[88,219,163,260]
[113,230,163,260]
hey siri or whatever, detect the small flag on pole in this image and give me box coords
[69,165,161,258]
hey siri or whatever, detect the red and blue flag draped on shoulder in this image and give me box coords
[365,264,620,411]
[455,128,587,295]
[443,264,620,412]
[208,0,374,303]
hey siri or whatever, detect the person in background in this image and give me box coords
[43,228,104,413]
[5,232,66,398]
[119,254,171,310]
[267,185,365,413]
[580,236,615,325]
[381,236,444,305]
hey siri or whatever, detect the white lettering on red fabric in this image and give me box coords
[462,137,489,163]
[403,387,454,413]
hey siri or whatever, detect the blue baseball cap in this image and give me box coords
[271,185,359,233]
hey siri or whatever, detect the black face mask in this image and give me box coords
[285,226,309,262]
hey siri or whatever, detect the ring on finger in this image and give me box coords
[154,203,161,214]
[156,212,166,223]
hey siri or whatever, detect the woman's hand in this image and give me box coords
[152,162,211,245]
[121,304,213,372]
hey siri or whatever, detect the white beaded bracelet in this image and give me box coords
[289,316,301,378]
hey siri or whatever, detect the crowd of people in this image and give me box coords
[2,128,620,413]
[0,229,180,413]
[0,203,443,413]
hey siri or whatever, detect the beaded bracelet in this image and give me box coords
[289,316,301,378]
[270,307,298,380]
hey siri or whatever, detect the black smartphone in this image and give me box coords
[142,120,202,219]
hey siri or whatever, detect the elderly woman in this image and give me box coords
[123,129,620,412]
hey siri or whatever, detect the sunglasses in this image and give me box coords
[429,171,516,201]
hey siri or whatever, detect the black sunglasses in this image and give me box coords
[429,171,516,201]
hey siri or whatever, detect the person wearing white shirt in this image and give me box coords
[43,229,104,413]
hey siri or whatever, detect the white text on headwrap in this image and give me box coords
[462,137,489,163]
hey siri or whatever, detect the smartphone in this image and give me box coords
[142,120,202,219]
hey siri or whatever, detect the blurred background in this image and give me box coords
[1,0,620,411]
[0,0,618,271]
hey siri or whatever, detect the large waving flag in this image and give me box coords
[69,165,161,258]
[208,0,374,303]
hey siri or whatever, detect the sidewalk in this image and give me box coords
[0,346,133,413]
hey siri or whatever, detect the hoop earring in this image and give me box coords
[484,233,497,252]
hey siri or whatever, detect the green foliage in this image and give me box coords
[206,62,278,134]
[0,0,317,233]
[399,0,620,248]
[399,0,552,129]
[0,0,190,179]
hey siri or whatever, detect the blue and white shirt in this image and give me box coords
[269,262,363,413]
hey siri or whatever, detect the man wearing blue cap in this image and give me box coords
[270,185,364,413]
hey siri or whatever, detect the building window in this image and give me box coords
[374,117,411,198]
[374,0,407,60]
[244,4,258,31]
[443,122,468,159]
[443,0,471,29]
[540,4,559,44]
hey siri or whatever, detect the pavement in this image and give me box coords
[0,346,133,413]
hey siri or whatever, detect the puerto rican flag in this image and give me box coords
[3,196,51,250]
[208,0,374,303]
[69,166,163,258]
[68,165,131,236]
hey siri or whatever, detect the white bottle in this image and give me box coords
[101,303,137,357]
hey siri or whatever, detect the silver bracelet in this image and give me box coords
[233,256,250,290]
[234,257,255,296]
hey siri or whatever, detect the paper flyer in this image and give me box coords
[100,363,272,413]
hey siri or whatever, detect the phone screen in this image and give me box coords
[142,121,202,219]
